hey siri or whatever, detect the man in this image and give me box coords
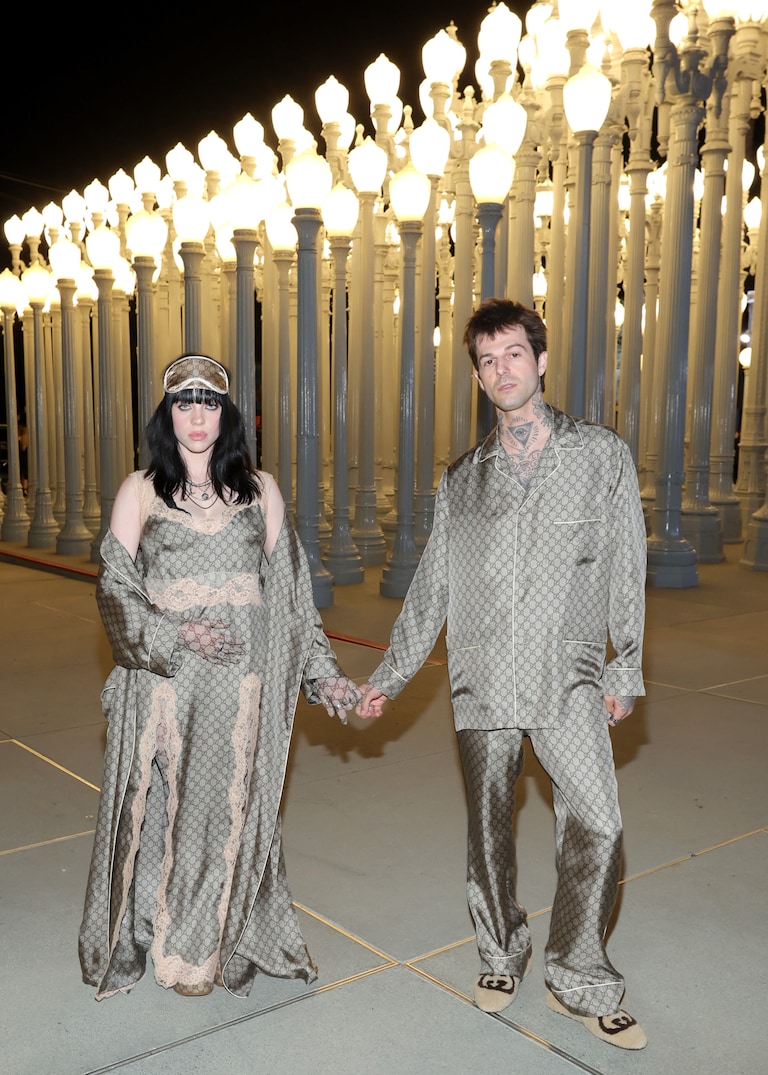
[358,298,648,1050]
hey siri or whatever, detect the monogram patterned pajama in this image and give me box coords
[368,408,646,1018]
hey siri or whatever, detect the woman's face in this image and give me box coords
[171,398,221,457]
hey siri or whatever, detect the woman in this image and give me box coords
[79,354,360,1000]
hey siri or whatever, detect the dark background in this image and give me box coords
[0,3,530,268]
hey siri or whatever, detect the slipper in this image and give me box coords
[474,958,531,1013]
[546,990,647,1050]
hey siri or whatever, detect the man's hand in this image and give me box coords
[603,695,635,727]
[356,683,389,719]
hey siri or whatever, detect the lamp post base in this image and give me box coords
[740,512,768,571]
[680,508,724,564]
[646,537,699,588]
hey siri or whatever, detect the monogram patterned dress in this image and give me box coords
[79,472,343,999]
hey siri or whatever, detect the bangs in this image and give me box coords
[173,387,223,406]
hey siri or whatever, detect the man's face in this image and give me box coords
[472,324,548,415]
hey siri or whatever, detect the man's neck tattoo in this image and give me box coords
[497,394,552,490]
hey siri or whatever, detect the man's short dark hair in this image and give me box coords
[463,298,548,371]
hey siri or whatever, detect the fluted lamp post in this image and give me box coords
[20,262,58,547]
[225,172,265,464]
[562,61,612,418]
[0,269,29,540]
[322,182,364,584]
[647,0,733,587]
[85,224,122,560]
[172,194,210,354]
[469,141,516,439]
[264,204,298,507]
[125,209,168,465]
[409,117,451,545]
[348,136,389,564]
[381,162,431,599]
[49,237,93,555]
[286,147,335,608]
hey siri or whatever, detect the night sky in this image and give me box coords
[1,2,531,267]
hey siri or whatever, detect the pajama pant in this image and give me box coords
[457,720,625,1017]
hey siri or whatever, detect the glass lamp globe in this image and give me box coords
[0,267,24,308]
[21,261,52,305]
[196,131,226,174]
[389,163,431,222]
[481,94,528,155]
[265,203,299,251]
[62,190,87,227]
[348,136,388,195]
[422,28,467,84]
[109,168,135,205]
[172,195,211,243]
[409,118,451,178]
[558,0,600,33]
[4,214,25,245]
[286,148,333,210]
[322,183,359,236]
[21,207,44,240]
[478,2,523,64]
[86,225,121,271]
[125,209,168,259]
[49,237,81,281]
[563,63,612,133]
[364,53,400,106]
[744,196,762,230]
[84,179,110,216]
[233,113,266,158]
[220,173,263,231]
[469,143,515,204]
[134,156,161,195]
[272,95,305,142]
[315,76,350,125]
[165,143,196,184]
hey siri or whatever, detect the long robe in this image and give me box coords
[79,493,342,1000]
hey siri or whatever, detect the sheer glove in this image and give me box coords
[312,676,362,724]
[178,618,244,665]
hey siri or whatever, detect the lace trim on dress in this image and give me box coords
[146,574,262,611]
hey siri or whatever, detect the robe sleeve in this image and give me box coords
[366,471,451,699]
[603,437,647,698]
[96,530,184,678]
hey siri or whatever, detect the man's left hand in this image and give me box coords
[603,695,635,727]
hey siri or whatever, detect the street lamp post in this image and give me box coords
[49,238,92,555]
[85,224,122,560]
[21,262,58,548]
[0,269,30,541]
[286,148,335,608]
[562,61,612,417]
[322,183,364,584]
[646,0,733,587]
[381,163,431,599]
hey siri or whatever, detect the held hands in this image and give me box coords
[179,618,245,665]
[314,676,363,724]
[604,695,635,727]
[356,683,389,719]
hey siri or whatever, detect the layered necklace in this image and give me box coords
[185,474,218,509]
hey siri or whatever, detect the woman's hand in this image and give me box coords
[179,618,244,664]
[313,676,363,724]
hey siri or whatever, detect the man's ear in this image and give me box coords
[472,368,486,393]
[538,350,548,376]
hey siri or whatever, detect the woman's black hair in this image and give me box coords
[145,385,261,510]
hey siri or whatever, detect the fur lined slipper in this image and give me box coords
[474,958,531,1013]
[172,980,213,997]
[546,991,648,1050]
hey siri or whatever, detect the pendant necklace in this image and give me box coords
[187,475,214,501]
